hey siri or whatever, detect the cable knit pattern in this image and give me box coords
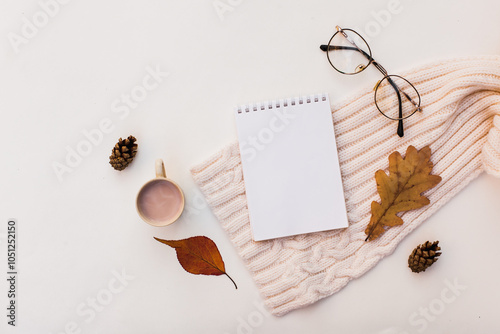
[191,56,500,316]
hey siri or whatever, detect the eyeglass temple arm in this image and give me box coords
[320,45,372,60]
[386,76,404,137]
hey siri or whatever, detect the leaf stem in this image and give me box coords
[225,273,238,289]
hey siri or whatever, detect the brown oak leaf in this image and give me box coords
[154,236,237,289]
[365,145,442,241]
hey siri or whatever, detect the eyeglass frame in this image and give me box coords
[320,26,422,137]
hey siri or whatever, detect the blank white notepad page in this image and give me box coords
[235,94,348,241]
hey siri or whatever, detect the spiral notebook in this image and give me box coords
[235,93,348,241]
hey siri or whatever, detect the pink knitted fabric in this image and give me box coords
[191,56,500,316]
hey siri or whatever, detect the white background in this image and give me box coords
[1,0,500,333]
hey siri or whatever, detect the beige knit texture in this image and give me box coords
[191,55,500,316]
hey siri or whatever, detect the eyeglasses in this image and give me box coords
[320,26,422,137]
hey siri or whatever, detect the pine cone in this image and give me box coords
[408,240,441,273]
[109,136,138,171]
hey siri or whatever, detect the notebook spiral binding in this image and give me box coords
[236,93,327,114]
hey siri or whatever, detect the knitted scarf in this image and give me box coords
[191,55,500,316]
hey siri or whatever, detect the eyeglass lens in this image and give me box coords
[327,29,372,75]
[374,75,420,120]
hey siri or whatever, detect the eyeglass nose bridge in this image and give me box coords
[372,61,388,76]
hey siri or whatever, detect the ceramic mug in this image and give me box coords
[136,159,185,226]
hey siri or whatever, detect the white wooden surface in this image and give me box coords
[1,0,499,333]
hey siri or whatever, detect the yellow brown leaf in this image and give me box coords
[365,146,442,241]
[154,236,237,289]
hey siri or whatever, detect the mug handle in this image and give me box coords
[155,159,166,178]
